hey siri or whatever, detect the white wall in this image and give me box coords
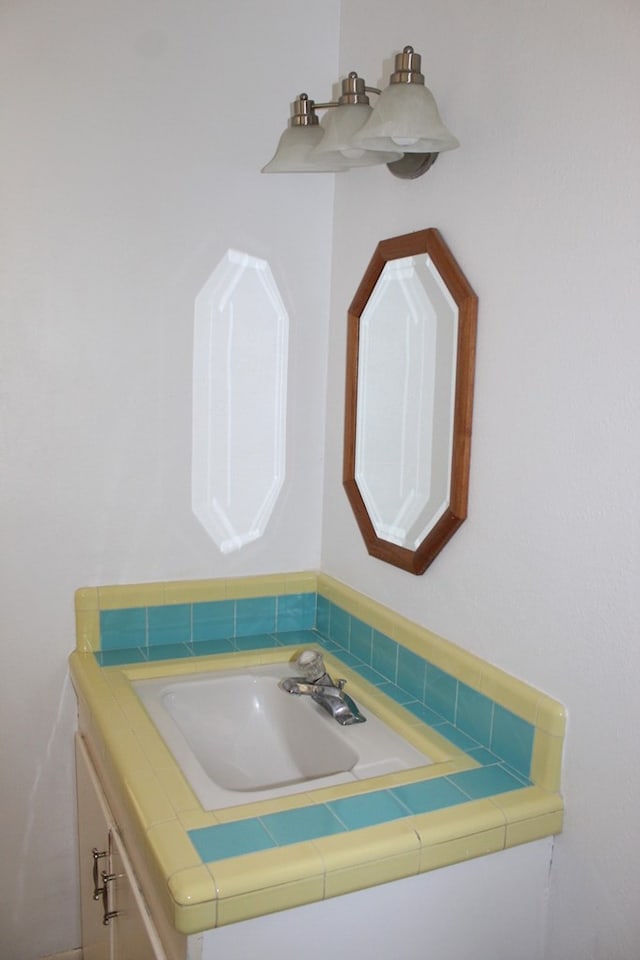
[3,2,640,958]
[0,3,338,957]
[323,2,640,958]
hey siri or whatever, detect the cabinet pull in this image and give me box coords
[100,870,120,926]
[91,847,108,900]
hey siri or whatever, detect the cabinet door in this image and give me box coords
[75,735,112,960]
[76,735,167,960]
[110,826,168,960]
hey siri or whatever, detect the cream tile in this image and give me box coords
[424,637,486,690]
[212,793,314,823]
[315,573,351,608]
[216,876,324,927]
[535,694,568,736]
[531,730,565,792]
[168,864,218,907]
[104,728,154,784]
[177,809,221,832]
[420,826,505,872]
[75,587,99,611]
[505,810,563,847]
[324,849,420,899]
[303,776,409,805]
[209,843,324,900]
[391,622,441,669]
[489,785,564,824]
[284,571,318,593]
[382,760,467,786]
[388,721,473,767]
[131,722,178,770]
[412,798,505,848]
[98,582,163,609]
[76,608,100,652]
[162,579,226,604]
[249,647,298,667]
[146,820,203,878]
[153,763,200,813]
[173,895,218,937]
[71,656,113,708]
[369,605,408,642]
[102,669,134,697]
[479,664,540,724]
[123,768,176,829]
[121,651,254,682]
[225,574,288,599]
[312,820,419,874]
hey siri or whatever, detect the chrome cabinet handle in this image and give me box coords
[100,870,120,926]
[91,848,108,900]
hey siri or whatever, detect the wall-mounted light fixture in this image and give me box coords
[262,46,459,180]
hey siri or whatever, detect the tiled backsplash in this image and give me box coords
[99,592,315,657]
[90,586,535,781]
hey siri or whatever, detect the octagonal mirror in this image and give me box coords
[343,229,477,574]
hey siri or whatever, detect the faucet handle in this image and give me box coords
[295,649,326,683]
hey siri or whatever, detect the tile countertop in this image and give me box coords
[70,572,565,939]
[70,643,564,936]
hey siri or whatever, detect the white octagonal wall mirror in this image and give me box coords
[344,229,477,574]
[192,250,289,553]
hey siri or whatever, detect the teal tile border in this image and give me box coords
[448,765,525,800]
[100,593,317,653]
[261,805,345,845]
[491,703,535,778]
[193,601,234,642]
[100,608,146,650]
[390,777,468,814]
[397,646,427,702]
[148,603,191,646]
[95,591,536,786]
[328,789,408,830]
[235,596,277,637]
[190,818,276,862]
[349,617,373,664]
[186,766,525,866]
[457,682,493,744]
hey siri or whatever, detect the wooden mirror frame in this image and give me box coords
[343,228,478,574]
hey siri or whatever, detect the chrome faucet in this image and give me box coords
[279,650,366,726]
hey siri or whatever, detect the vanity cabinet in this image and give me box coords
[75,735,167,960]
[71,572,565,960]
[72,669,557,960]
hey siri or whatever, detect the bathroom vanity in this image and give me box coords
[71,571,565,960]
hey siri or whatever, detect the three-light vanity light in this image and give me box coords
[262,45,459,180]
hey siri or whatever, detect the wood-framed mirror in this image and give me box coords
[343,228,478,574]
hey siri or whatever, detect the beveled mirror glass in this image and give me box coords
[343,229,477,574]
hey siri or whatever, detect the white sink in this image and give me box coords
[133,662,431,810]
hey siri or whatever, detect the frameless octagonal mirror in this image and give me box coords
[343,229,477,574]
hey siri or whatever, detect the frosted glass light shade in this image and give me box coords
[312,103,402,168]
[262,124,346,173]
[353,82,459,154]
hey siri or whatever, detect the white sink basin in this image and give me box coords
[134,662,431,810]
